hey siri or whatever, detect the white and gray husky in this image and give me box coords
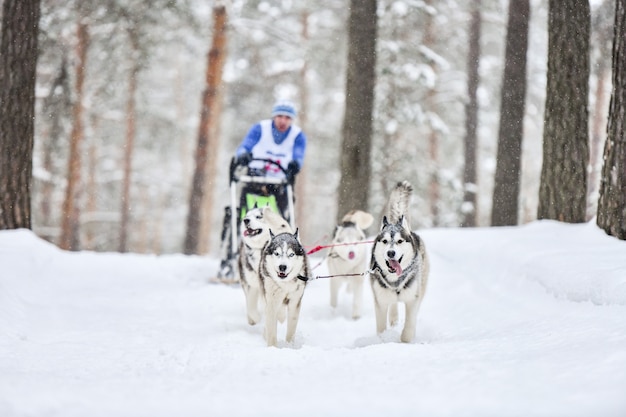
[370,181,429,343]
[238,205,292,325]
[327,210,374,319]
[259,229,309,347]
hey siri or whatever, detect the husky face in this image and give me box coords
[263,231,306,281]
[331,222,367,262]
[372,217,416,280]
[241,206,291,250]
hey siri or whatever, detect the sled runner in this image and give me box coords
[214,157,297,283]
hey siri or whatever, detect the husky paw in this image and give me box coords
[400,328,415,343]
[247,312,261,325]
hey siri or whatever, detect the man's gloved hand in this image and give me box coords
[236,151,253,166]
[286,161,300,180]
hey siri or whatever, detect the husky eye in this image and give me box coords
[397,239,404,244]
[381,239,388,244]
[288,253,295,258]
[273,251,280,256]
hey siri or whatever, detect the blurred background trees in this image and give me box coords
[2,0,621,253]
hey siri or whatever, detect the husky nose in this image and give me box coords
[279,264,287,272]
[387,250,395,259]
[243,218,250,226]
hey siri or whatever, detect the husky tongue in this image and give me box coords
[388,259,403,275]
[348,251,355,260]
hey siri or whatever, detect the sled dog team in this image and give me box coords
[236,181,429,347]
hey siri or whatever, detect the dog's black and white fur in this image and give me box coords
[238,205,292,325]
[259,230,309,347]
[370,181,429,343]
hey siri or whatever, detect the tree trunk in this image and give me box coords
[0,0,41,230]
[337,0,377,220]
[119,29,139,253]
[59,22,88,250]
[40,59,69,229]
[588,68,609,219]
[296,8,310,241]
[184,5,228,255]
[423,0,440,227]
[491,0,530,226]
[461,0,482,227]
[597,0,626,239]
[84,115,99,250]
[199,85,223,255]
[538,0,590,223]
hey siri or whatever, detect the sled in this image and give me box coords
[214,157,296,283]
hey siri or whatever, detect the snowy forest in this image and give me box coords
[1,0,625,255]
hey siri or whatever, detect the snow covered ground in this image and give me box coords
[1,220,625,417]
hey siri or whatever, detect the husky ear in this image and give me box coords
[253,202,258,209]
[293,228,299,240]
[399,214,410,230]
[397,215,404,227]
[382,216,390,228]
[357,211,374,230]
[269,229,275,239]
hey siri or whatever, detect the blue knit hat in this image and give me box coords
[271,100,297,119]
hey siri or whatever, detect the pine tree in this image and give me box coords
[461,0,482,227]
[491,0,530,226]
[184,5,228,255]
[337,0,377,220]
[0,0,41,230]
[538,0,590,223]
[597,0,626,239]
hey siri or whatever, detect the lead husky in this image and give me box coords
[259,230,309,347]
[238,205,292,325]
[327,210,374,319]
[370,181,429,343]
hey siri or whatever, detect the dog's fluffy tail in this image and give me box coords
[386,181,413,226]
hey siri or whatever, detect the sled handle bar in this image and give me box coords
[229,157,294,185]
[235,175,288,185]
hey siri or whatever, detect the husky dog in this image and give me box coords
[259,230,309,347]
[370,181,429,343]
[327,210,374,319]
[238,205,292,325]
